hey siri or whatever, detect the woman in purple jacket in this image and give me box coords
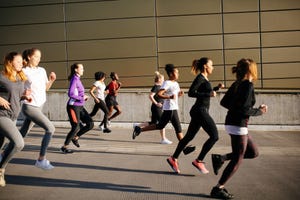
[61,63,94,153]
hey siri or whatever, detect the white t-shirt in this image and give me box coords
[93,80,106,100]
[23,66,48,107]
[160,80,180,110]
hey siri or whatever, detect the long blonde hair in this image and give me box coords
[154,71,164,83]
[3,52,27,82]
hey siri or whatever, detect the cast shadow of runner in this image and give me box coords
[5,175,211,198]
[10,158,195,177]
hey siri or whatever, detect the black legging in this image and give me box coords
[173,107,218,160]
[90,99,109,128]
[219,134,259,185]
[64,105,94,145]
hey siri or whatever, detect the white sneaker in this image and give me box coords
[35,159,54,170]
[107,121,111,127]
[161,138,173,144]
[0,168,5,187]
[132,123,139,129]
[99,125,104,131]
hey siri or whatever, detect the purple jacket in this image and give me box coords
[67,75,85,106]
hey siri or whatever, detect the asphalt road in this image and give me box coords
[0,126,299,200]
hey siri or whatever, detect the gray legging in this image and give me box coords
[4,104,55,158]
[0,117,24,169]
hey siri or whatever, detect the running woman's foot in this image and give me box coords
[183,145,196,155]
[35,159,54,170]
[132,126,141,140]
[107,120,111,127]
[210,186,234,199]
[166,156,180,174]
[161,138,173,144]
[99,125,104,131]
[0,168,5,187]
[212,154,224,175]
[192,160,209,174]
[61,146,74,154]
[71,138,80,148]
[103,128,111,133]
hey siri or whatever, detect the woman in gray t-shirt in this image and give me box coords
[0,52,30,187]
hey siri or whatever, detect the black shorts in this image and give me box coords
[157,110,182,134]
[105,95,118,107]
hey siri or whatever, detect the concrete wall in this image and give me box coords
[38,90,300,127]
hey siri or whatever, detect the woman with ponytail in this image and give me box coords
[166,57,224,174]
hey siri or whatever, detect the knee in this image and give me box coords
[86,121,94,130]
[16,140,24,152]
[210,134,219,143]
[47,124,55,134]
[250,150,259,158]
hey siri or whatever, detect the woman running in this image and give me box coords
[61,63,94,153]
[105,72,122,126]
[167,57,224,174]
[89,71,111,133]
[0,52,31,186]
[3,48,56,170]
[210,58,268,199]
[133,71,172,144]
[132,64,195,154]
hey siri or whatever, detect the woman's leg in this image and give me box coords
[0,118,24,169]
[218,134,248,186]
[98,100,109,128]
[197,110,219,161]
[89,103,100,117]
[172,116,200,158]
[170,110,183,140]
[108,105,122,121]
[64,105,81,146]
[21,104,55,160]
[244,134,259,159]
[76,108,94,137]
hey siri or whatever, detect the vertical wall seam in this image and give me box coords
[221,0,226,87]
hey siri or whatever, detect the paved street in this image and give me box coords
[0,125,299,200]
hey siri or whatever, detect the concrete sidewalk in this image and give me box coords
[0,126,299,200]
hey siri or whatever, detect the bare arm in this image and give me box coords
[46,72,56,91]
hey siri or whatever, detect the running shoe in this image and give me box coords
[61,146,74,154]
[107,120,111,127]
[103,128,111,133]
[210,186,234,199]
[183,145,196,155]
[166,156,180,173]
[132,123,139,129]
[161,138,173,144]
[71,138,80,148]
[212,154,224,175]
[192,160,209,174]
[35,159,54,170]
[0,168,5,187]
[99,125,104,131]
[132,126,141,140]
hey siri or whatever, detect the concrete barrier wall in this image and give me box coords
[38,90,300,126]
